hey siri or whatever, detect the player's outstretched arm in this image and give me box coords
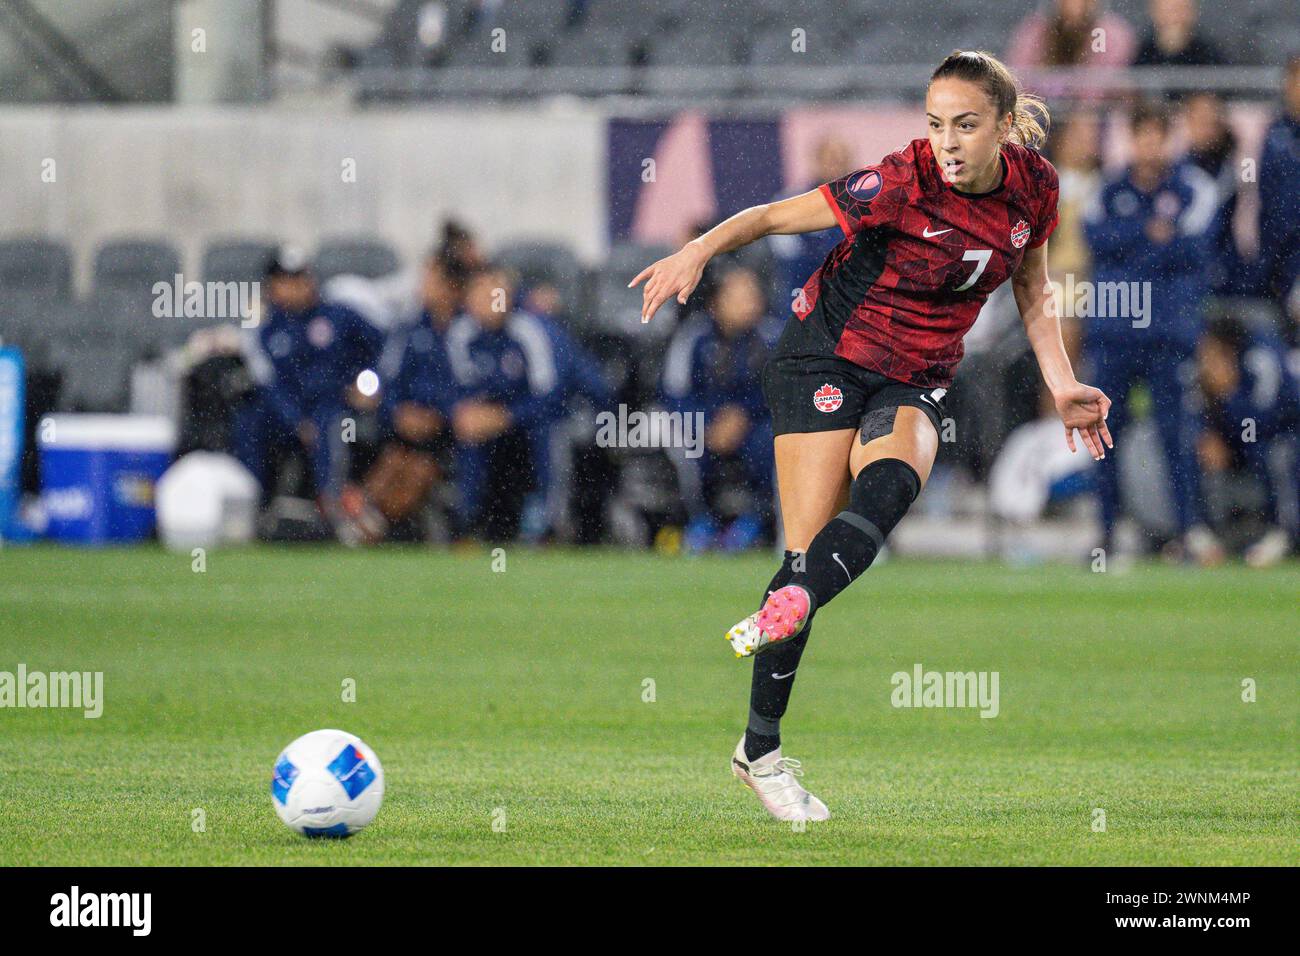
[1011,241,1114,460]
[628,189,835,324]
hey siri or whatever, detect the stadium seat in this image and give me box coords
[79,291,150,355]
[578,0,663,33]
[745,27,850,69]
[92,238,182,296]
[743,27,855,98]
[538,31,636,95]
[43,302,133,412]
[0,292,55,365]
[0,236,74,302]
[495,240,586,326]
[57,343,135,412]
[544,27,634,68]
[497,0,575,42]
[314,237,401,281]
[641,27,746,96]
[848,30,958,71]
[202,238,277,287]
[714,243,784,319]
[594,242,676,341]
[4,297,66,374]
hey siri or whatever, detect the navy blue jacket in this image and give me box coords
[380,313,460,421]
[660,315,776,420]
[1207,333,1300,447]
[1258,115,1300,300]
[244,300,384,426]
[443,311,566,430]
[1083,161,1217,348]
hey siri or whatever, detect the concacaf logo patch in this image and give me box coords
[1010,219,1031,249]
[846,169,882,201]
[813,383,843,413]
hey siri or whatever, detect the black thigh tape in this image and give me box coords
[859,406,898,445]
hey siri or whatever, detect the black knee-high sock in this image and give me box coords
[744,550,814,761]
[788,457,921,615]
[741,460,921,762]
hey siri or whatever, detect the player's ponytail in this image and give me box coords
[929,50,1050,150]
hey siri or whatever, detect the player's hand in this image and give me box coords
[706,405,749,454]
[452,401,511,444]
[346,383,380,412]
[1197,430,1231,472]
[394,402,443,442]
[1054,382,1113,461]
[627,242,708,324]
[1145,217,1175,245]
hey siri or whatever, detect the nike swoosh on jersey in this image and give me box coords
[922,226,954,238]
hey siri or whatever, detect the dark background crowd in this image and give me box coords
[1,0,1298,565]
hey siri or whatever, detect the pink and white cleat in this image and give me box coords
[725,584,811,657]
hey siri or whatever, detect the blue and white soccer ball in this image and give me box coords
[271,729,385,838]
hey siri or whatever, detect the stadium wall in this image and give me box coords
[0,104,607,291]
[0,100,1277,291]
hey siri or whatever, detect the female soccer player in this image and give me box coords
[630,51,1113,821]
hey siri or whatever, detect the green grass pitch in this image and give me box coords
[0,545,1295,866]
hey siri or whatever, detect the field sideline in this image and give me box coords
[0,545,1295,866]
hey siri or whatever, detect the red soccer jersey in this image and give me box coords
[800,137,1059,389]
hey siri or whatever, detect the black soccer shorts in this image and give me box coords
[761,351,949,439]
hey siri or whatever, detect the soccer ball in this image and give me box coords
[271,729,384,838]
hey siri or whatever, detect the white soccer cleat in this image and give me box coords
[1244,527,1290,569]
[1183,524,1226,567]
[730,737,830,822]
[726,584,810,657]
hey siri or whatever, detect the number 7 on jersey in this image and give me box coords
[955,249,992,292]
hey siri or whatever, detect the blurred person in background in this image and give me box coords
[339,248,470,542]
[676,220,726,327]
[1134,0,1226,68]
[447,265,548,541]
[1045,110,1103,280]
[1007,0,1136,71]
[660,266,777,552]
[519,280,569,326]
[502,268,612,542]
[1182,91,1245,295]
[1083,100,1220,563]
[323,217,482,336]
[235,248,385,534]
[769,136,857,302]
[1195,316,1299,566]
[1258,54,1300,346]
[444,264,563,542]
[525,299,614,543]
